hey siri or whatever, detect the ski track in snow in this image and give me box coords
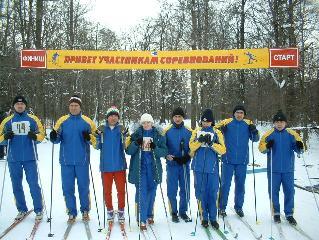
[0,123,318,240]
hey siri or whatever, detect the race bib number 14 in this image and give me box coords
[12,121,30,135]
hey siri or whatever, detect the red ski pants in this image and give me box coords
[102,170,126,210]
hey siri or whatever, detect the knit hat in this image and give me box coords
[69,95,82,106]
[273,110,287,122]
[201,109,214,124]
[12,95,27,106]
[106,106,120,119]
[140,113,154,124]
[233,105,246,115]
[172,107,185,118]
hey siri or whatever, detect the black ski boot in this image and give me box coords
[201,220,209,228]
[235,209,244,218]
[172,213,180,223]
[179,213,191,222]
[286,216,297,226]
[210,220,219,229]
[274,215,281,223]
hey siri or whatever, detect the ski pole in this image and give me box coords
[100,131,106,229]
[121,127,132,231]
[89,161,102,231]
[138,143,142,240]
[0,139,9,214]
[152,147,173,240]
[251,137,260,224]
[124,174,131,231]
[32,140,49,220]
[217,155,227,234]
[300,153,319,214]
[191,146,208,236]
[48,142,54,237]
[269,149,274,240]
[181,139,192,221]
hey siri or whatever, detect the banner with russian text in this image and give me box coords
[46,49,270,70]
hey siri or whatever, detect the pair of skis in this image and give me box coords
[0,210,33,239]
[62,219,92,240]
[271,215,314,240]
[105,221,128,240]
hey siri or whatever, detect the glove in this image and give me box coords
[149,141,156,150]
[136,138,143,146]
[198,134,206,143]
[82,131,91,141]
[181,154,191,164]
[173,157,184,165]
[296,141,304,150]
[96,125,104,134]
[220,125,227,133]
[27,131,37,141]
[204,134,212,145]
[50,130,57,141]
[249,124,258,134]
[266,140,274,149]
[4,130,14,140]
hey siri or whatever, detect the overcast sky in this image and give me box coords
[80,0,164,34]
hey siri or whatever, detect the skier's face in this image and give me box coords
[69,103,81,115]
[234,110,245,121]
[274,121,286,131]
[173,115,184,125]
[202,121,212,128]
[14,102,26,113]
[107,114,119,126]
[142,121,152,130]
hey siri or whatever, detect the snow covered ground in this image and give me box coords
[0,124,318,240]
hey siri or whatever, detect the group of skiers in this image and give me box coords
[0,94,304,233]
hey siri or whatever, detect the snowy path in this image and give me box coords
[0,127,318,240]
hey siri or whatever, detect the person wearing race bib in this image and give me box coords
[0,95,45,221]
[125,113,168,231]
[49,95,97,223]
[190,109,226,229]
[215,105,260,218]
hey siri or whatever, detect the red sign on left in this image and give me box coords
[21,50,47,68]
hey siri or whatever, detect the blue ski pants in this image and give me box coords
[220,163,247,211]
[166,163,190,215]
[61,164,90,216]
[194,171,219,221]
[267,171,294,216]
[8,160,43,213]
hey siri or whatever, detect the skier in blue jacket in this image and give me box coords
[0,96,45,221]
[164,107,192,223]
[49,95,97,223]
[126,113,168,231]
[259,110,304,226]
[215,105,259,217]
[95,106,127,223]
[190,109,226,229]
